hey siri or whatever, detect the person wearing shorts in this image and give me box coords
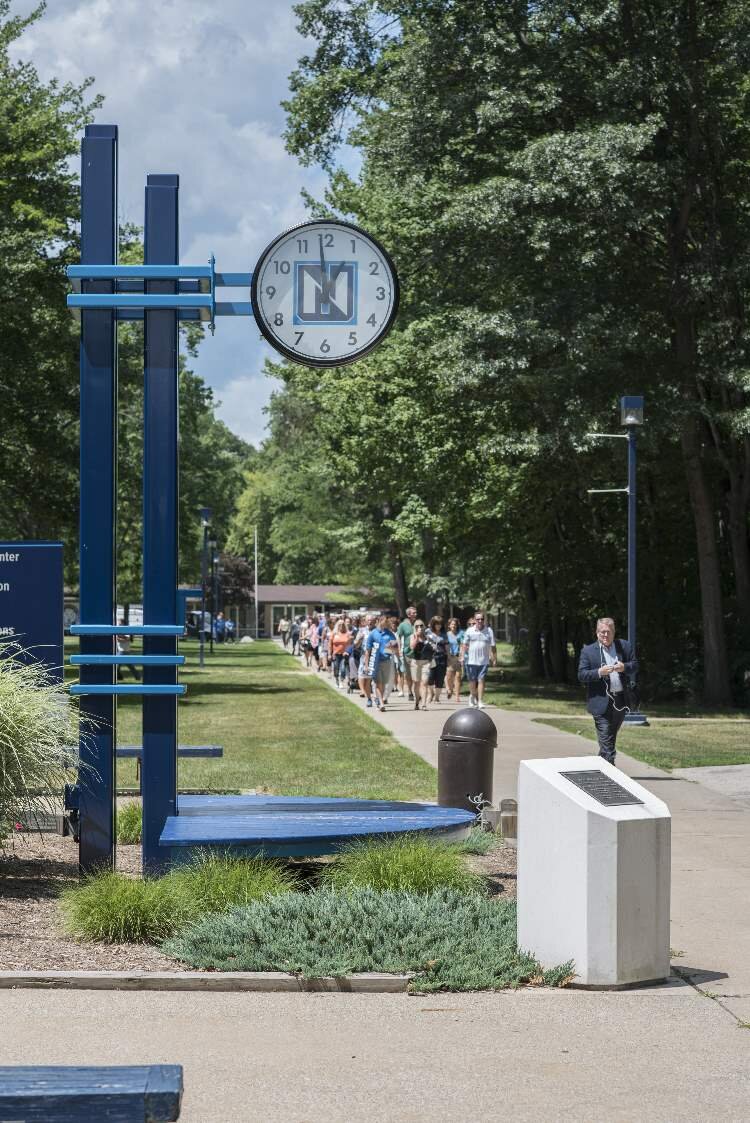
[367,613,399,711]
[397,606,417,700]
[356,614,375,706]
[461,612,497,709]
[407,620,433,710]
[445,618,463,702]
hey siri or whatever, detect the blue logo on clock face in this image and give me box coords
[293,262,357,325]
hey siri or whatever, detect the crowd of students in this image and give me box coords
[277,606,498,712]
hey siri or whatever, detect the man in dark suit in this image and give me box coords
[577,617,638,764]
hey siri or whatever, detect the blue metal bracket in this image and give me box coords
[69,655,186,666]
[67,261,253,333]
[70,684,187,696]
[71,624,185,636]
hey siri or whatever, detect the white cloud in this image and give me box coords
[11,0,328,445]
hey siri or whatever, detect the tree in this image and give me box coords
[0,1,101,578]
[279,0,750,704]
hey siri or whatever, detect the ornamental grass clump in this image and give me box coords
[60,852,299,943]
[0,642,82,843]
[116,800,142,845]
[321,834,484,895]
[164,889,574,991]
[60,872,179,944]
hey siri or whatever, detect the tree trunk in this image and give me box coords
[726,454,750,637]
[680,417,733,705]
[522,574,545,678]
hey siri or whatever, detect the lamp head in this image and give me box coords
[198,506,213,526]
[620,395,644,426]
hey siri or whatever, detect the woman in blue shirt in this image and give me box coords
[445,617,463,703]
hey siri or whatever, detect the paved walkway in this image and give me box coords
[310,657,750,1023]
[3,648,748,1122]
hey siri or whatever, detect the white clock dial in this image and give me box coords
[251,220,399,367]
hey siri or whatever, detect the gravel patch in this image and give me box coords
[0,832,517,972]
[0,832,183,972]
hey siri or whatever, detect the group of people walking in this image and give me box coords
[278,607,497,712]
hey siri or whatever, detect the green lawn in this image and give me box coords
[536,718,750,770]
[483,643,747,719]
[66,639,436,800]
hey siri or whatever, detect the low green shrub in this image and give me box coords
[116,801,142,845]
[60,853,299,943]
[321,834,484,895]
[60,872,178,944]
[454,827,504,855]
[167,851,299,916]
[164,888,573,991]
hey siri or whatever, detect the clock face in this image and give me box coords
[251,220,399,367]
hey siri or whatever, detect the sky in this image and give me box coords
[10,0,334,446]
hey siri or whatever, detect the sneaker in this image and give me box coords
[469,696,477,707]
[477,701,486,709]
[381,704,387,713]
[375,698,381,708]
[408,692,414,701]
[366,699,373,708]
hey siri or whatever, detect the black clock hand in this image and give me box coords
[318,234,328,304]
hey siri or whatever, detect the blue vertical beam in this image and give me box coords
[627,426,637,652]
[142,174,180,874]
[78,125,118,873]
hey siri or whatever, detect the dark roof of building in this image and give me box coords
[256,584,350,603]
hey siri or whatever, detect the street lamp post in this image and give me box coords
[208,537,217,654]
[198,507,212,668]
[586,396,648,726]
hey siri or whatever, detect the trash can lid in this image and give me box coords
[439,708,498,746]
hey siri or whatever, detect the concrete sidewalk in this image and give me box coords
[310,655,750,1024]
[3,649,748,1122]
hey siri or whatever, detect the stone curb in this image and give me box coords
[0,970,411,993]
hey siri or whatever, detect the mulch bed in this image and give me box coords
[0,832,517,973]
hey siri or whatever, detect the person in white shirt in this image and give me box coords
[460,611,497,708]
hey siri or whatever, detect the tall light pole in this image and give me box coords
[208,537,217,654]
[254,524,259,640]
[198,507,212,668]
[586,395,648,726]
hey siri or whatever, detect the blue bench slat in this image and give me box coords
[0,1065,182,1122]
[117,746,222,758]
[69,655,186,666]
[178,794,428,815]
[160,797,475,854]
[69,685,186,696]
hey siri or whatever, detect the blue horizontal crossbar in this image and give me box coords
[117,745,222,758]
[68,264,212,281]
[215,272,252,287]
[68,293,211,310]
[71,625,184,636]
[216,302,252,316]
[70,684,187,696]
[69,655,185,666]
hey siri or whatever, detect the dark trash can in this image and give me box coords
[438,708,496,812]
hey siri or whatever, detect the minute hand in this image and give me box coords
[318,235,328,305]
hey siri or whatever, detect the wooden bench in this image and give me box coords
[0,1064,182,1122]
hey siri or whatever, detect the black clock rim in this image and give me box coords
[250,217,400,369]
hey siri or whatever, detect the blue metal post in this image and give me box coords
[78,125,118,873]
[627,425,637,653]
[142,174,180,874]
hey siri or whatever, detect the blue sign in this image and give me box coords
[0,542,64,682]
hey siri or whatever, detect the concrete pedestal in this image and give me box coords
[517,756,671,987]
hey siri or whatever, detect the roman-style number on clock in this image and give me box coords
[251,219,400,368]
